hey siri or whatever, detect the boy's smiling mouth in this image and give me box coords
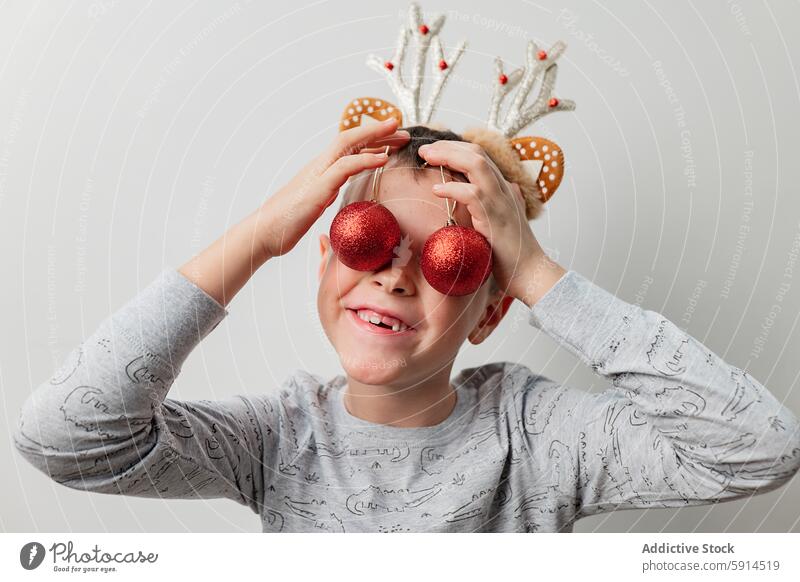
[345,305,418,335]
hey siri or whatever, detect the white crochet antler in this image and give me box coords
[487,40,576,138]
[366,2,466,125]
[342,4,577,214]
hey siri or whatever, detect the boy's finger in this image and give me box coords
[360,139,408,155]
[364,130,411,149]
[417,141,496,186]
[319,152,389,198]
[430,180,490,225]
[329,118,402,158]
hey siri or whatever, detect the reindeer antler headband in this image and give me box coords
[339,2,576,221]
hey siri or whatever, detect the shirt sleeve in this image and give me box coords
[12,267,272,515]
[521,269,800,521]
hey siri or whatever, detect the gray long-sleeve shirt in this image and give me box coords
[13,267,800,532]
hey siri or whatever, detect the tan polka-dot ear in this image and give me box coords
[339,97,403,132]
[510,136,565,203]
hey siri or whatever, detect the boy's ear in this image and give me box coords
[318,233,332,281]
[468,293,515,345]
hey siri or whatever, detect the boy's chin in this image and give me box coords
[340,354,410,385]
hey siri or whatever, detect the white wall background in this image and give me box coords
[1,0,799,532]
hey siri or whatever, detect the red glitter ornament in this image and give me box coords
[420,225,493,296]
[329,201,401,271]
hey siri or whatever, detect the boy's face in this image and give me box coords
[317,160,514,387]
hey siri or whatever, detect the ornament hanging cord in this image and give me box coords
[422,161,457,226]
[370,145,391,203]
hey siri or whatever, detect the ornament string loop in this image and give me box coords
[370,145,391,203]
[422,161,457,227]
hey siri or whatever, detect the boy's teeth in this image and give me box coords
[356,308,409,331]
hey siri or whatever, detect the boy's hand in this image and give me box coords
[258,118,410,259]
[417,140,565,305]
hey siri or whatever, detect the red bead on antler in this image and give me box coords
[439,59,448,70]
[384,61,394,70]
[419,24,429,35]
[549,97,559,107]
[537,50,547,60]
[498,73,508,85]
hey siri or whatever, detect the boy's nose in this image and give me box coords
[370,261,417,296]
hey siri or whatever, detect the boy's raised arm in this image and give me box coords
[12,266,274,514]
[177,206,273,307]
[517,267,800,521]
[13,118,410,518]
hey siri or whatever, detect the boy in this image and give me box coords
[14,118,800,532]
